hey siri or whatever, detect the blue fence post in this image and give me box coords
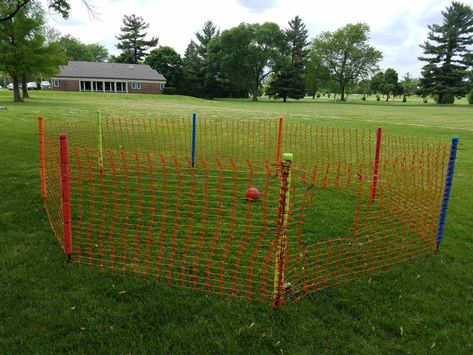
[436,137,459,251]
[191,112,197,167]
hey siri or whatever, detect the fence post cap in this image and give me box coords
[282,153,293,162]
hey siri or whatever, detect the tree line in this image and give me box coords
[1,1,472,104]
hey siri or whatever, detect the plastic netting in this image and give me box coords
[40,114,450,306]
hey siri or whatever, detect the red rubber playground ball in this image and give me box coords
[246,187,260,201]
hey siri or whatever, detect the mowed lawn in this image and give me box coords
[0,90,472,354]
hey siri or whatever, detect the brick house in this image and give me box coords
[51,61,166,94]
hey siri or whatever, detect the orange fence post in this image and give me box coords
[273,152,293,307]
[60,134,72,262]
[38,116,47,199]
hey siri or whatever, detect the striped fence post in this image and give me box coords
[435,137,459,251]
[273,152,293,307]
[275,117,284,176]
[60,134,73,262]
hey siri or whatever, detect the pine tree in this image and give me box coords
[418,2,473,104]
[267,16,308,102]
[115,14,158,64]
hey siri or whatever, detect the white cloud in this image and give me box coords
[46,0,455,77]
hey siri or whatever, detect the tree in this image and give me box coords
[180,21,222,98]
[115,14,158,64]
[195,20,222,98]
[145,46,183,89]
[370,68,402,101]
[400,72,419,101]
[0,1,64,102]
[305,48,331,98]
[383,68,399,101]
[59,34,109,62]
[266,16,309,102]
[418,2,473,104]
[181,40,202,97]
[0,0,70,22]
[370,72,385,96]
[313,23,382,101]
[215,22,285,101]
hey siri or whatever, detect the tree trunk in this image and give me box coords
[12,75,22,102]
[21,75,29,99]
[283,95,287,103]
[437,92,454,104]
[340,85,346,101]
[251,83,258,101]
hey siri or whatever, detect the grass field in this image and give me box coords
[1,90,472,353]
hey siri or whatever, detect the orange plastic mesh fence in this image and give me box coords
[41,115,449,305]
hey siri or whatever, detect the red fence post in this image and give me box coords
[38,116,47,199]
[60,134,72,262]
[371,128,382,202]
[275,117,284,176]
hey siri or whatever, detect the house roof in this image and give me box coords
[55,61,166,81]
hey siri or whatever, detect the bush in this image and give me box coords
[361,96,366,101]
[163,86,176,95]
[316,93,321,98]
[468,89,473,104]
[423,97,428,103]
[376,94,380,101]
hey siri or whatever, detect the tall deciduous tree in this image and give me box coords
[0,1,64,102]
[418,1,473,104]
[370,68,402,101]
[215,22,285,101]
[0,0,70,22]
[313,23,382,101]
[59,34,109,62]
[305,48,331,98]
[382,68,400,101]
[266,16,309,102]
[115,14,158,64]
[145,46,183,89]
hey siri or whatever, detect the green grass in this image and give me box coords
[1,90,473,353]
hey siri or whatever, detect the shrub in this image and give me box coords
[163,87,176,95]
[376,94,380,101]
[468,89,473,104]
[361,96,366,101]
[423,97,428,103]
[316,93,321,98]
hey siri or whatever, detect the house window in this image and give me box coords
[93,81,104,92]
[52,79,59,88]
[131,82,142,90]
[80,81,91,92]
[104,82,114,92]
[160,83,165,90]
[116,82,127,93]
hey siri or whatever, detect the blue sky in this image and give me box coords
[46,0,457,78]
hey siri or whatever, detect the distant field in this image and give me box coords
[1,90,472,353]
